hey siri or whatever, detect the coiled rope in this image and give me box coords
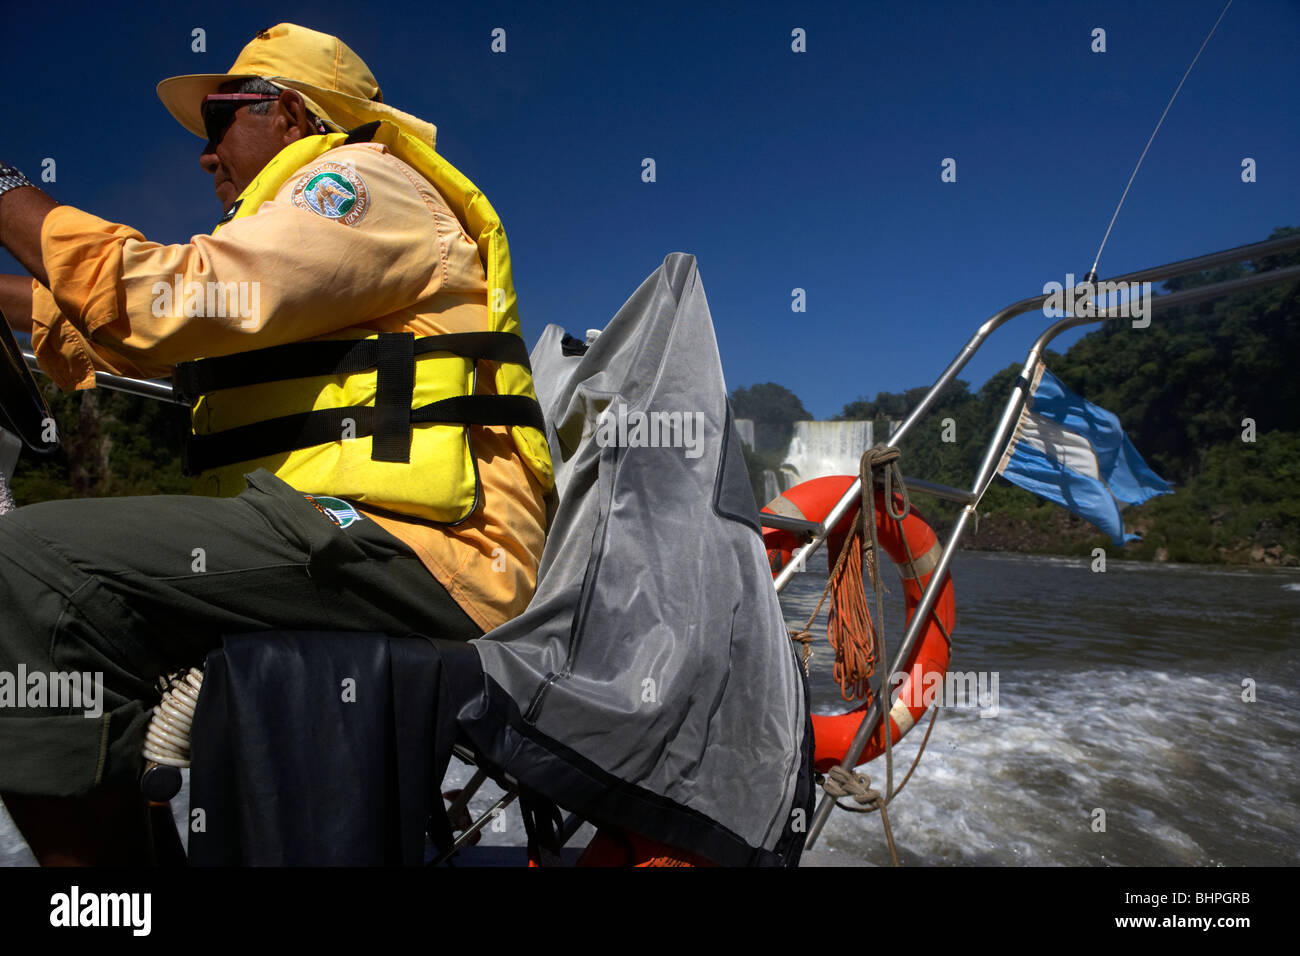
[142,667,204,768]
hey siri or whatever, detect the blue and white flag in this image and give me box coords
[996,364,1172,545]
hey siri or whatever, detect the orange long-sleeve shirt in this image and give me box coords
[28,141,546,632]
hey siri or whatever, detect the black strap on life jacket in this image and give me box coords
[172,332,533,401]
[176,331,545,475]
[344,121,382,145]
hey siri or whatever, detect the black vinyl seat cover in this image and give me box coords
[188,631,482,866]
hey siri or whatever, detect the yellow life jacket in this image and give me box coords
[174,122,553,525]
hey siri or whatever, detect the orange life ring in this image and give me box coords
[762,475,954,772]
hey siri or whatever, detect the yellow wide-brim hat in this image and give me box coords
[156,23,436,148]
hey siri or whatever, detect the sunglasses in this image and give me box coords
[201,93,281,145]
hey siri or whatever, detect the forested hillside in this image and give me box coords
[8,384,191,504]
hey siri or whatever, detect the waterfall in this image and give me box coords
[734,418,755,451]
[778,420,873,489]
[761,469,781,505]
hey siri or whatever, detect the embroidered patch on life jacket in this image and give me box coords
[304,494,364,528]
[291,162,370,225]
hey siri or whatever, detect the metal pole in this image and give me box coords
[1027,263,1300,357]
[772,475,858,594]
[428,789,519,866]
[891,232,1300,449]
[803,255,1300,846]
[896,475,977,506]
[778,237,1300,598]
[806,341,1071,845]
[804,505,975,846]
[22,351,184,405]
[444,768,488,819]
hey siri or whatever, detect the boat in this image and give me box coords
[4,232,1297,866]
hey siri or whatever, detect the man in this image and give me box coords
[0,24,551,864]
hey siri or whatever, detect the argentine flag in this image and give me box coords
[996,363,1172,545]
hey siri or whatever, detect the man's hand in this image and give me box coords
[0,182,59,287]
[0,275,34,334]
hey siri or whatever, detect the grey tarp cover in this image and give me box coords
[457,253,813,865]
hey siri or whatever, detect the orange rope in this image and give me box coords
[828,519,880,702]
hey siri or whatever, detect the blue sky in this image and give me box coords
[2,0,1296,418]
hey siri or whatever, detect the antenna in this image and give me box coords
[1085,0,1234,284]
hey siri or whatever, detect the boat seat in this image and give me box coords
[142,630,697,866]
[160,629,505,866]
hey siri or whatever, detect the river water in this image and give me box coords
[3,551,1296,866]
[793,550,1300,866]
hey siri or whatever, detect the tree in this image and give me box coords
[729,383,810,457]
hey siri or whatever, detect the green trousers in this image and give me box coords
[0,470,480,797]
